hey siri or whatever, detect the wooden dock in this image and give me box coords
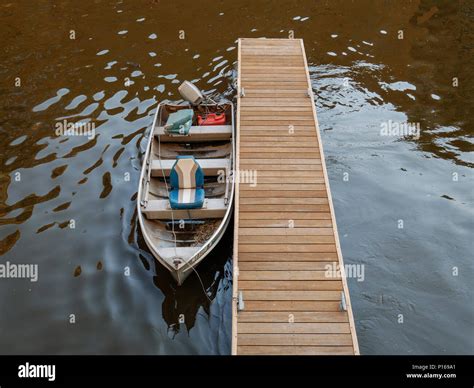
[232,38,359,355]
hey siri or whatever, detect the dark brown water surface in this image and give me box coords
[0,0,472,354]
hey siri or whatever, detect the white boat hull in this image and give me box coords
[137,102,235,285]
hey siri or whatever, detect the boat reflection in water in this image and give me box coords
[138,222,233,335]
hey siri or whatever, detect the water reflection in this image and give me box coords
[404,0,474,168]
[148,228,232,334]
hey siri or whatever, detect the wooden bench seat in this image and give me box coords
[143,198,227,220]
[151,158,230,177]
[154,125,232,142]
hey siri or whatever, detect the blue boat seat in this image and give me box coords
[169,156,205,209]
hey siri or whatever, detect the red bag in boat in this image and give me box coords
[198,113,226,126]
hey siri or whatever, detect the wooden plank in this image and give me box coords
[239,198,328,205]
[239,164,323,171]
[241,111,313,117]
[143,199,227,220]
[241,66,306,71]
[242,87,307,91]
[239,212,332,219]
[243,290,341,301]
[240,141,319,147]
[242,78,308,84]
[251,174,323,181]
[240,128,316,133]
[238,227,332,234]
[242,171,324,178]
[244,301,341,312]
[241,66,305,71]
[240,119,315,125]
[241,137,318,143]
[241,72,307,78]
[238,158,321,164]
[239,262,336,271]
[241,50,303,54]
[240,184,326,191]
[239,235,334,244]
[243,92,309,98]
[241,121,316,126]
[243,167,323,175]
[241,43,300,48]
[241,192,324,200]
[239,252,338,261]
[239,219,332,227]
[240,57,303,61]
[244,72,302,77]
[238,323,350,334]
[241,56,303,60]
[241,97,310,103]
[240,125,315,130]
[240,39,300,44]
[242,73,306,79]
[237,346,354,355]
[240,202,333,211]
[238,333,353,346]
[240,152,319,159]
[244,223,335,232]
[239,204,329,212]
[249,176,324,184]
[241,44,301,49]
[241,50,302,55]
[241,106,313,111]
[240,66,305,70]
[241,170,323,177]
[239,112,315,117]
[241,102,312,108]
[238,311,348,323]
[239,270,338,281]
[252,177,325,184]
[240,202,329,211]
[151,158,229,177]
[241,46,302,51]
[242,82,308,88]
[240,129,316,134]
[241,59,304,63]
[239,131,316,137]
[238,245,337,253]
[239,280,342,291]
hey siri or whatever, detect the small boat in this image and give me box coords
[137,81,235,285]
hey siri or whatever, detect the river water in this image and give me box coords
[0,0,472,354]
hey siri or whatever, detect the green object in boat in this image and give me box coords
[164,109,194,135]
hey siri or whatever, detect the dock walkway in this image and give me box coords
[232,38,359,355]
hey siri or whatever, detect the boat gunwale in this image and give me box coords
[137,100,236,284]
